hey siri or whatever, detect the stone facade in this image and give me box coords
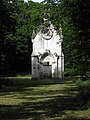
[31,20,64,79]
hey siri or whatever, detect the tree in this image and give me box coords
[2,0,45,74]
[58,0,90,79]
[71,0,90,79]
[13,1,44,73]
[0,0,16,76]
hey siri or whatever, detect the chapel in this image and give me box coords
[31,15,64,79]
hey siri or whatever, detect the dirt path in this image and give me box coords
[0,79,90,120]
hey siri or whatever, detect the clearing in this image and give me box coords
[0,78,90,120]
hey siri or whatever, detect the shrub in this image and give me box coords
[64,68,78,77]
[77,80,90,100]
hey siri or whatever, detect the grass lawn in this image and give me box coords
[0,78,90,120]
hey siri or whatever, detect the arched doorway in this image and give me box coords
[39,52,56,78]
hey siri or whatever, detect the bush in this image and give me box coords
[64,68,78,77]
[77,80,90,100]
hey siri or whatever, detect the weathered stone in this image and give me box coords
[31,20,64,79]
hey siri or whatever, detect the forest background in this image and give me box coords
[0,0,90,79]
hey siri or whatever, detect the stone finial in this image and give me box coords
[32,30,36,40]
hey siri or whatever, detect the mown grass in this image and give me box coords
[0,78,90,120]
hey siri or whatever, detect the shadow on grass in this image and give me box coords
[0,96,87,120]
[9,77,74,86]
[0,79,88,120]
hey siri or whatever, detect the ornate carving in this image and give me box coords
[41,28,53,40]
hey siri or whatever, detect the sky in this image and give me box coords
[24,0,43,3]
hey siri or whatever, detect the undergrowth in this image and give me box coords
[76,79,90,108]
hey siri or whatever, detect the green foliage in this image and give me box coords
[77,80,90,100]
[76,79,90,109]
[58,0,90,79]
[0,0,45,74]
[0,0,17,76]
[12,1,44,72]
[64,68,78,76]
[0,0,90,77]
